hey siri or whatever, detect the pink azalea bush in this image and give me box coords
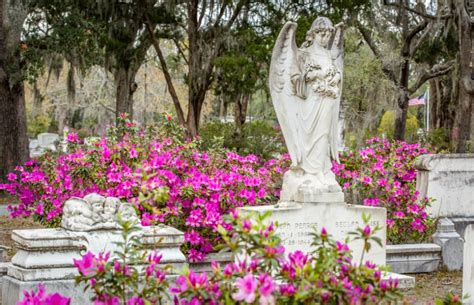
[2,114,437,253]
[17,284,70,305]
[19,213,404,305]
[332,137,435,243]
[0,114,289,261]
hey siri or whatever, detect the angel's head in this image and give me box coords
[306,17,334,48]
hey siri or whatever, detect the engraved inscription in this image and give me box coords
[335,220,380,235]
[277,222,319,247]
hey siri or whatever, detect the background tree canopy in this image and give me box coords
[1,0,473,179]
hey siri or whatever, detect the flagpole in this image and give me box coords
[426,88,430,132]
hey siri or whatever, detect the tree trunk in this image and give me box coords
[56,103,68,134]
[234,94,249,127]
[145,19,186,126]
[114,66,138,119]
[31,82,43,118]
[186,87,207,137]
[218,97,225,120]
[394,1,410,141]
[455,2,474,153]
[429,78,439,129]
[0,0,28,181]
[394,90,409,140]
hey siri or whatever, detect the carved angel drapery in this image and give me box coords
[269,17,344,201]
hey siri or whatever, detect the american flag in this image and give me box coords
[408,92,427,106]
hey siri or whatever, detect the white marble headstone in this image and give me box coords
[240,201,386,266]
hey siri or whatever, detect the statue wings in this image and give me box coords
[269,21,301,166]
[329,23,344,163]
[269,21,344,166]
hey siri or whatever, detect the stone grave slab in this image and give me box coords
[1,194,186,305]
[37,133,59,151]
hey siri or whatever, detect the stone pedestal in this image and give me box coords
[241,200,386,266]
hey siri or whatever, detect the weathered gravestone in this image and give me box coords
[241,16,387,266]
[1,194,186,305]
[37,133,59,150]
[28,139,42,158]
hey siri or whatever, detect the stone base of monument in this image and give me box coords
[241,200,386,265]
[1,225,186,305]
[2,277,90,305]
[241,199,416,289]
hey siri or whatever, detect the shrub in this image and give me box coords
[333,137,435,243]
[2,113,437,257]
[19,212,404,305]
[377,110,419,142]
[1,113,289,261]
[27,115,51,138]
[199,120,285,160]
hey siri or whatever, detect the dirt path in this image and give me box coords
[402,271,462,304]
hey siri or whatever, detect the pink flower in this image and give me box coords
[45,293,71,305]
[6,172,17,181]
[66,132,80,143]
[288,251,309,268]
[184,230,202,246]
[127,297,144,305]
[242,219,252,232]
[361,176,372,185]
[363,198,380,206]
[362,225,371,237]
[264,245,285,257]
[129,147,138,159]
[386,219,395,227]
[18,284,70,305]
[321,227,327,237]
[258,274,275,305]
[393,211,405,218]
[336,241,350,253]
[376,178,387,187]
[94,295,120,305]
[279,284,296,296]
[188,249,205,263]
[232,274,257,303]
[73,252,96,276]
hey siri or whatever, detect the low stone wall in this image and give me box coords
[386,244,441,274]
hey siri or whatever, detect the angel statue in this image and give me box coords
[269,17,344,203]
